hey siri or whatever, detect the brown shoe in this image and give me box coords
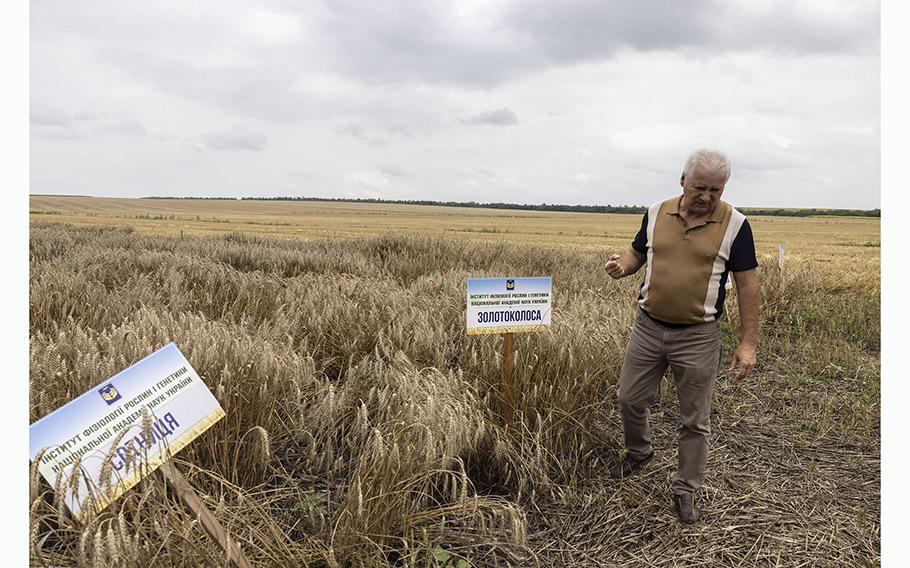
[609,449,654,478]
[673,493,699,524]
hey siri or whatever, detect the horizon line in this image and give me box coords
[29,193,882,214]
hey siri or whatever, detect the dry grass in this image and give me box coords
[29,219,879,567]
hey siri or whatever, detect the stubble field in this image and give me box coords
[29,196,880,567]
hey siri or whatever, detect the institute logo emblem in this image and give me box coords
[506,279,515,290]
[98,384,121,405]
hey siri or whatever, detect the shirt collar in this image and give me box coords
[669,196,726,223]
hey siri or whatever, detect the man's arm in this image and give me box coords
[605,249,646,279]
[729,268,759,379]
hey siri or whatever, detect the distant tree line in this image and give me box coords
[738,207,880,218]
[140,195,879,218]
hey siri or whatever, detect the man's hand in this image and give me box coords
[606,249,646,279]
[728,342,756,379]
[605,254,625,279]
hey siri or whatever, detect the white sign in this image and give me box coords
[29,343,225,518]
[467,277,552,335]
[778,243,785,269]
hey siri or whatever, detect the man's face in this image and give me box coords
[680,164,726,216]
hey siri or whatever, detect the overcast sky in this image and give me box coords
[29,0,880,209]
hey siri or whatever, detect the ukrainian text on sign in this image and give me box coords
[29,343,225,518]
[466,277,552,335]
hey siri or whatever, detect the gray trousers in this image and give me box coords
[617,309,722,495]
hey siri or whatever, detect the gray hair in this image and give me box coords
[683,149,731,183]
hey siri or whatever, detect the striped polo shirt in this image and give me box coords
[631,196,758,325]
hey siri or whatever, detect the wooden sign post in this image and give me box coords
[160,462,253,568]
[503,332,514,425]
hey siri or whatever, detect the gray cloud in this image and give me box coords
[101,120,147,138]
[283,1,878,88]
[73,111,103,122]
[464,107,519,126]
[29,0,880,102]
[502,1,705,63]
[502,0,880,64]
[335,123,364,137]
[735,155,810,173]
[387,125,413,137]
[30,105,142,142]
[30,105,72,128]
[28,0,880,209]
[203,128,268,151]
[378,164,409,178]
[335,123,386,146]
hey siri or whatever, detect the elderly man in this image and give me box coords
[605,149,759,524]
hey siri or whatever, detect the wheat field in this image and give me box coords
[29,198,879,567]
[28,196,879,286]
